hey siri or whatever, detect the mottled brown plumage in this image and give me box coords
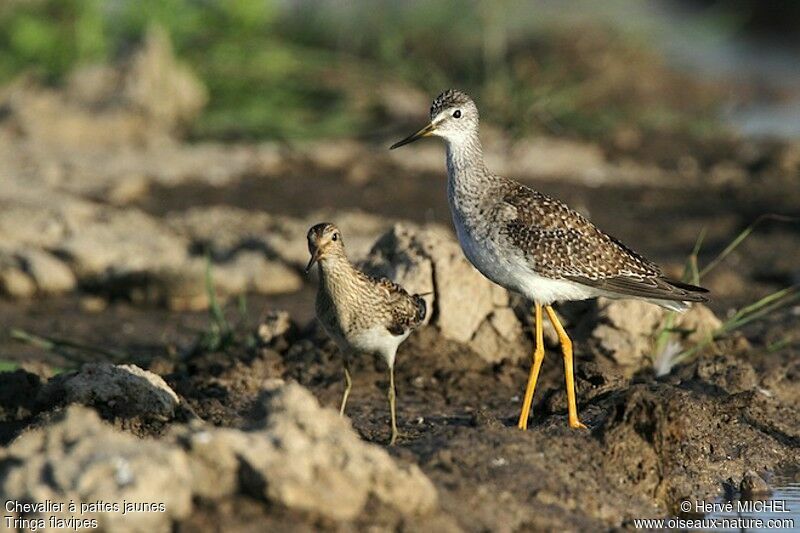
[498,184,706,303]
[314,267,426,343]
[307,222,426,444]
[310,232,425,345]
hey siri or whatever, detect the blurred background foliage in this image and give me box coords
[0,0,793,141]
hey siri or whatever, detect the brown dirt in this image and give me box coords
[1,145,799,530]
[6,318,794,531]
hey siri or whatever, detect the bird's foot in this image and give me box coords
[389,427,406,446]
[569,418,588,430]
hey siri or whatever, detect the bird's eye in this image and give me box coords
[331,233,338,241]
[453,110,462,119]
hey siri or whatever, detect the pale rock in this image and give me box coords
[710,160,747,187]
[1,379,441,525]
[364,224,526,362]
[589,298,722,367]
[300,139,363,171]
[237,382,438,519]
[170,381,439,520]
[507,136,607,182]
[216,251,302,294]
[18,248,77,294]
[0,256,37,298]
[56,208,188,279]
[57,363,180,420]
[167,206,394,270]
[171,424,241,500]
[105,173,151,205]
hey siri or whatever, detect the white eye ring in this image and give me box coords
[453,110,462,119]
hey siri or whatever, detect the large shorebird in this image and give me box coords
[391,89,708,429]
[306,223,427,444]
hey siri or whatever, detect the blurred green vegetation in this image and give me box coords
[0,0,721,140]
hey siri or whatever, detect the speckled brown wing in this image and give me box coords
[370,276,427,336]
[499,184,660,279]
[498,183,708,302]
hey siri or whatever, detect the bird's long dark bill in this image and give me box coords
[390,122,434,149]
[305,250,321,273]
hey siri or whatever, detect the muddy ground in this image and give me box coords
[1,28,799,530]
[2,156,800,530]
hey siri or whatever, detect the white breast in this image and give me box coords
[349,327,406,368]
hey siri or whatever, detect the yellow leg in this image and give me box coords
[339,360,352,416]
[517,303,545,430]
[388,365,399,445]
[544,306,587,429]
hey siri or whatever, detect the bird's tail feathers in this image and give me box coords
[413,294,428,323]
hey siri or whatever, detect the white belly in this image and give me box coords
[454,220,597,305]
[349,327,406,368]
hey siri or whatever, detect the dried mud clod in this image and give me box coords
[30,363,187,438]
[598,376,795,514]
[0,381,440,531]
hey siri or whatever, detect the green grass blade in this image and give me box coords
[686,227,706,285]
[0,359,20,372]
[767,337,793,353]
[724,293,799,332]
[204,253,229,334]
[727,285,798,325]
[699,214,799,278]
[10,328,128,362]
[671,286,800,366]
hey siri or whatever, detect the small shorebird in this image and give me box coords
[306,223,427,444]
[391,89,708,430]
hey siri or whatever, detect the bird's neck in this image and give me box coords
[317,253,359,297]
[445,133,492,208]
[445,132,486,178]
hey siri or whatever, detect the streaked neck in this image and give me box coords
[445,133,486,179]
[317,253,359,294]
[445,133,492,209]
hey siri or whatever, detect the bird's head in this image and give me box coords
[390,89,479,149]
[306,222,344,273]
